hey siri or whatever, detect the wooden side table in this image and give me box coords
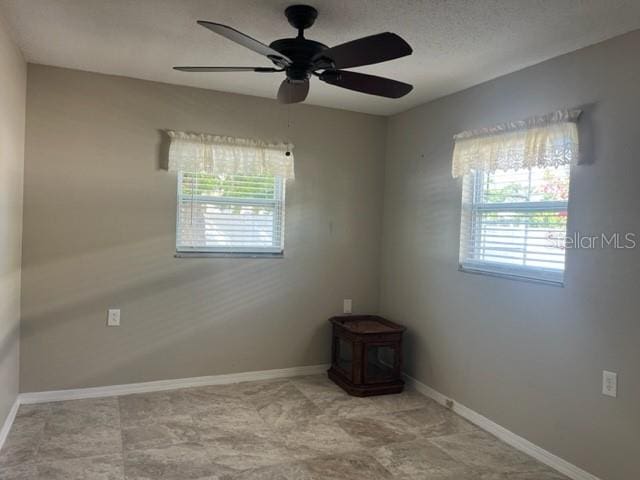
[327,315,405,396]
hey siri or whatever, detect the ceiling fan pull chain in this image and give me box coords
[286,104,292,157]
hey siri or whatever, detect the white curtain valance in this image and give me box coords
[451,109,581,178]
[167,130,295,179]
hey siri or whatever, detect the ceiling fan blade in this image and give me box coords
[319,70,412,98]
[197,21,291,66]
[277,79,310,104]
[314,32,412,69]
[174,66,280,72]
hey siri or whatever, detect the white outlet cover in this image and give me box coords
[602,370,617,397]
[107,308,121,327]
[343,299,352,314]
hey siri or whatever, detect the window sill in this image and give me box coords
[175,252,284,259]
[458,265,564,287]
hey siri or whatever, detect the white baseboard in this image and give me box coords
[19,364,329,404]
[404,374,601,480]
[0,398,20,452]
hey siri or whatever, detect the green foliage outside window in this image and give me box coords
[181,173,276,199]
[481,167,569,227]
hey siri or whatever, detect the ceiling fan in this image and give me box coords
[174,4,413,104]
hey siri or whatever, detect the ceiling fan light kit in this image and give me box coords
[174,4,413,104]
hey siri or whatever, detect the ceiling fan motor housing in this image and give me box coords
[269,38,328,81]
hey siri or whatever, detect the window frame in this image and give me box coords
[175,171,286,258]
[458,167,570,286]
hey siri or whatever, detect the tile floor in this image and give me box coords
[0,375,569,479]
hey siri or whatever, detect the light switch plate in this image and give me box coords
[107,309,120,327]
[602,370,617,397]
[343,299,352,314]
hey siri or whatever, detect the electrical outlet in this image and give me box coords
[602,370,617,397]
[343,299,352,314]
[107,309,121,327]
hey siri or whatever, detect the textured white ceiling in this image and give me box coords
[1,0,640,115]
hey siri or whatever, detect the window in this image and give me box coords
[176,172,285,255]
[451,109,580,285]
[459,165,570,284]
[166,130,294,257]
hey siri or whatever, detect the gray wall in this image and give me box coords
[0,18,25,426]
[380,30,640,480]
[21,65,386,392]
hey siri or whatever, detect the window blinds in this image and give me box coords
[459,166,570,283]
[177,172,285,254]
